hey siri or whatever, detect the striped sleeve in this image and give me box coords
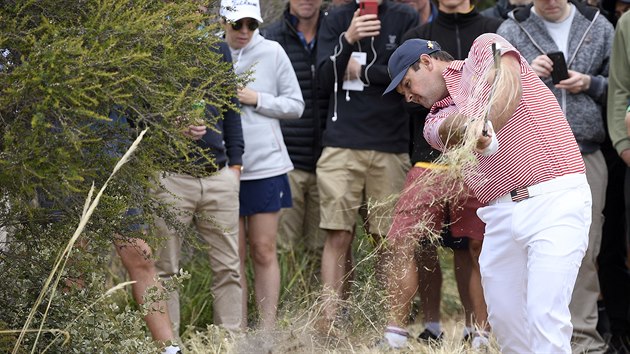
[424,100,459,151]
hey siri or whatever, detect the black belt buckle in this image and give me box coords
[510,188,530,202]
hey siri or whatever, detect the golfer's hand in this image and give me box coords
[475,121,499,156]
[344,9,380,44]
[476,133,492,152]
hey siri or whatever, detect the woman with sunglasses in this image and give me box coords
[220,0,305,330]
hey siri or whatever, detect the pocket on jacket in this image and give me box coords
[241,122,286,173]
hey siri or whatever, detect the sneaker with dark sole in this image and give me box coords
[417,328,443,345]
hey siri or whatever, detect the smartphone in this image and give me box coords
[360,0,378,16]
[547,51,569,84]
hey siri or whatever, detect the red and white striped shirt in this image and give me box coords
[424,33,584,204]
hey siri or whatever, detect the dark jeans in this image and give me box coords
[598,146,630,340]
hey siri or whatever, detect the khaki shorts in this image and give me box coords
[316,147,410,235]
[278,169,326,251]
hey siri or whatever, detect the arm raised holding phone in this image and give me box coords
[343,8,381,45]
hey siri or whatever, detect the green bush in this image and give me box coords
[0,0,241,352]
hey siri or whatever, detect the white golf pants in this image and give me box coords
[477,174,591,353]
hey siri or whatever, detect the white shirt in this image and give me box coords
[534,4,576,58]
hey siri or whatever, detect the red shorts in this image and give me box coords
[388,165,485,241]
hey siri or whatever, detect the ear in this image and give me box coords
[420,54,433,71]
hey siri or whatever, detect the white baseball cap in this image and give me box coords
[220,0,264,23]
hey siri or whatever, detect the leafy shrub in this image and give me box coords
[0,0,241,352]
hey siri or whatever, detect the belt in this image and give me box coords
[489,173,588,205]
[414,161,447,170]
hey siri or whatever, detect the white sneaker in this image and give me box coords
[161,344,182,354]
[471,333,490,351]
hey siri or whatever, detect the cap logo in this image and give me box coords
[427,41,434,49]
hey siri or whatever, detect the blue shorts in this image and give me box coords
[240,174,292,216]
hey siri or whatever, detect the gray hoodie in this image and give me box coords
[230,31,305,180]
[497,0,614,153]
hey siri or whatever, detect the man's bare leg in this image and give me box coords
[116,238,176,344]
[320,229,353,324]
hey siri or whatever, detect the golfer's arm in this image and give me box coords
[488,52,522,132]
[437,53,522,147]
[438,112,470,148]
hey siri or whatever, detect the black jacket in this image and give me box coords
[262,9,328,172]
[402,8,502,164]
[316,0,419,154]
[480,0,517,20]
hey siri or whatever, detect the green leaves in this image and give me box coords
[0,1,241,351]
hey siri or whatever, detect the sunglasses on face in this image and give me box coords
[231,19,259,31]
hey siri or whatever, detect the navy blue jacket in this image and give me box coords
[197,42,244,169]
[316,0,419,154]
[263,9,328,172]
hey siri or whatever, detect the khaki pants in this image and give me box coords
[153,167,242,333]
[570,151,608,353]
[277,169,326,252]
[316,147,409,235]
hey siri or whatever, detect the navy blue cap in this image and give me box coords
[384,39,441,95]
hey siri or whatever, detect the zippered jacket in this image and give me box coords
[202,42,244,169]
[316,0,419,154]
[229,31,305,180]
[497,0,614,153]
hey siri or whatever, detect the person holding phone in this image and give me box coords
[497,0,613,352]
[315,0,418,328]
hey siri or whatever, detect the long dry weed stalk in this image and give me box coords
[12,129,148,354]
